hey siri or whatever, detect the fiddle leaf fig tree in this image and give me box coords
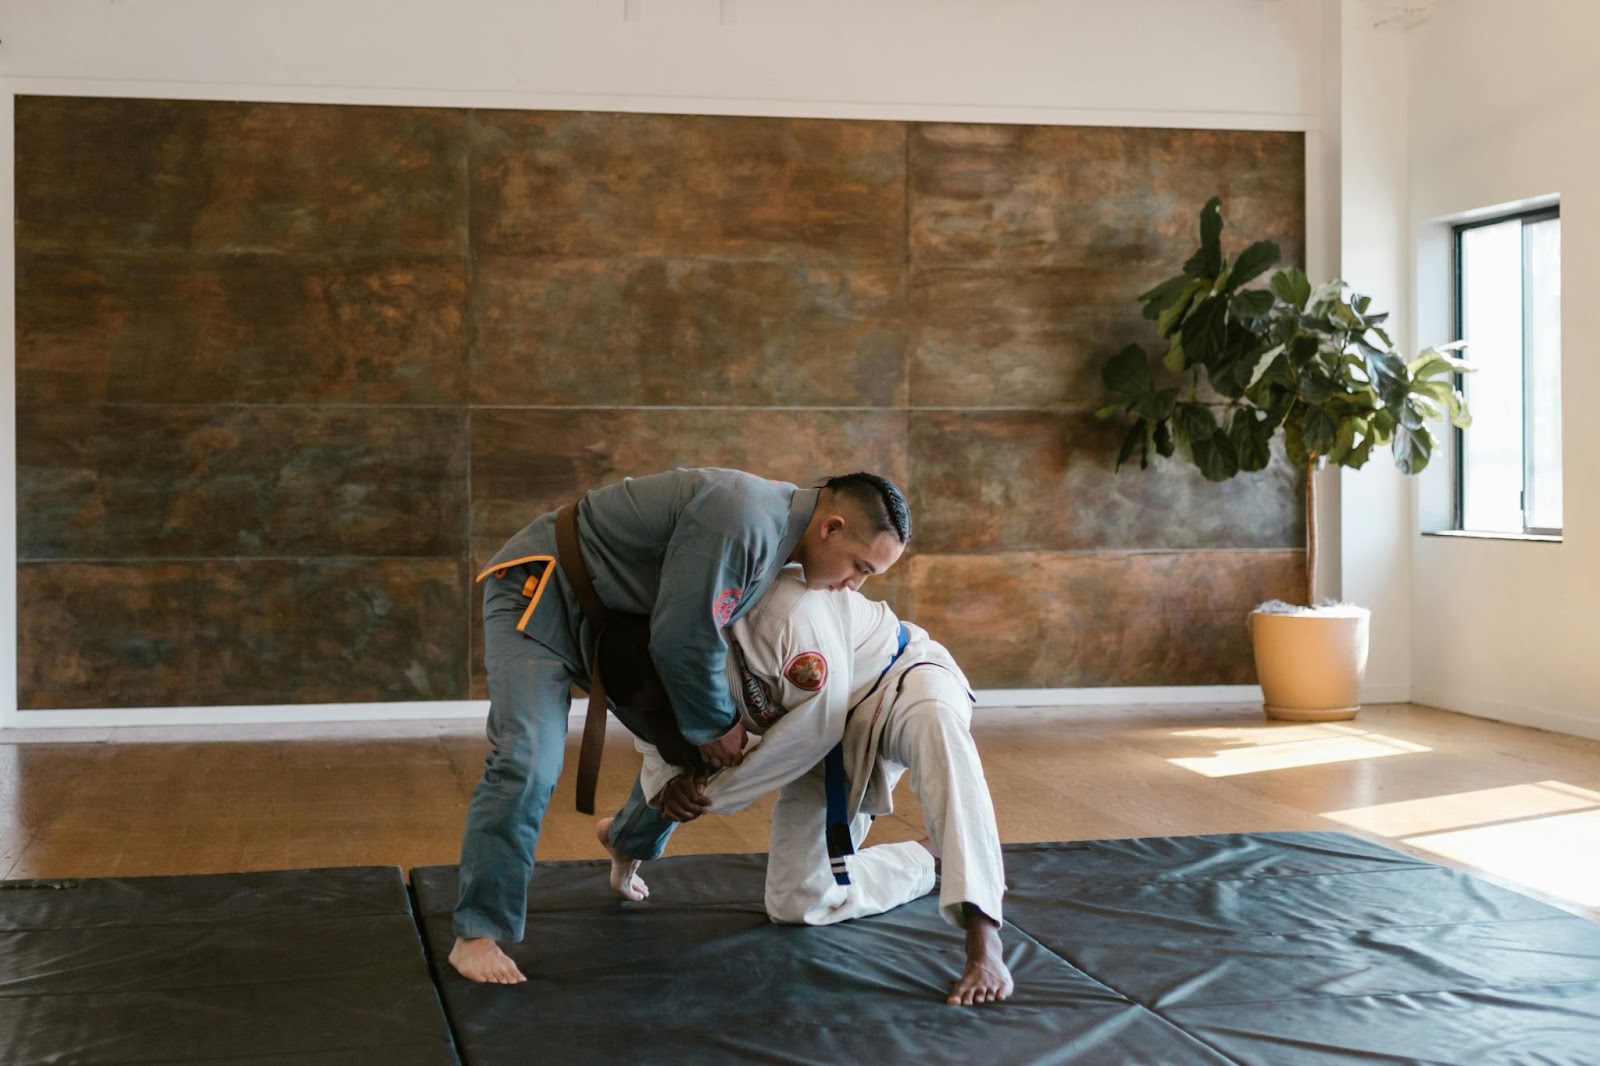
[1100,197,1473,607]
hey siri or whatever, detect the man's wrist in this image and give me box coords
[682,716,740,746]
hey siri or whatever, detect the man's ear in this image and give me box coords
[820,514,847,539]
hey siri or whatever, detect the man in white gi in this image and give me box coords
[595,568,1013,1006]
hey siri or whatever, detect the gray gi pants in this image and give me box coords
[453,514,589,942]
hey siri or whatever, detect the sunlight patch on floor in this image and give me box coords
[1168,728,1431,778]
[1408,808,1600,907]
[1324,780,1600,836]
[1322,781,1600,908]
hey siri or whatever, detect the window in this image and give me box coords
[1453,206,1562,535]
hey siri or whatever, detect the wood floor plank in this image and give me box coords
[3,702,1597,919]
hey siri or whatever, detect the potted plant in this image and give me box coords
[1099,198,1471,721]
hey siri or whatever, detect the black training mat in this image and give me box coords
[414,832,1600,1066]
[0,866,460,1066]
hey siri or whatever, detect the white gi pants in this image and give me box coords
[764,665,1006,930]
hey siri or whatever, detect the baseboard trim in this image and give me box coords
[972,686,1263,707]
[0,699,491,730]
[1410,687,1600,743]
[2,685,1269,733]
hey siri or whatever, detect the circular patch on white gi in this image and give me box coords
[782,651,828,692]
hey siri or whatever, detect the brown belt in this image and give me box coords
[554,500,610,816]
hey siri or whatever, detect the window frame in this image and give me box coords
[1450,204,1562,536]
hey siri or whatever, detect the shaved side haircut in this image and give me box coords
[819,472,911,545]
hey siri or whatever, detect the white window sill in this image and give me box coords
[1421,529,1563,544]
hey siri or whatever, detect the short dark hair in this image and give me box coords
[819,472,911,545]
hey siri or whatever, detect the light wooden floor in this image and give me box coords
[4,701,1598,920]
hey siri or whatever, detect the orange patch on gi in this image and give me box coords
[782,651,828,692]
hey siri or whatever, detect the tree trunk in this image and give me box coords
[1305,456,1319,607]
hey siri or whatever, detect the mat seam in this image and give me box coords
[407,872,468,1066]
[1024,911,1592,942]
[1151,973,1600,1012]
[1004,916,1251,1066]
[1010,863,1450,892]
[0,908,417,933]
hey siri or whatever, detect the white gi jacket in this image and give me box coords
[636,566,973,822]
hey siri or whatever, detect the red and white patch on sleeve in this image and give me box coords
[782,651,829,692]
[713,587,744,626]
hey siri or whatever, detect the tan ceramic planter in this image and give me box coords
[1249,608,1371,722]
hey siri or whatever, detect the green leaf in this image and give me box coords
[1174,402,1217,443]
[1228,408,1273,472]
[1254,351,1296,394]
[1153,420,1175,458]
[1446,389,1472,429]
[1309,279,1346,309]
[1094,402,1125,420]
[1162,337,1188,373]
[1299,370,1334,406]
[1346,432,1376,469]
[1302,403,1338,456]
[1269,267,1312,310]
[1136,387,1180,422]
[1409,349,1472,379]
[1184,197,1225,279]
[1224,240,1281,292]
[1156,278,1207,339]
[1190,432,1240,481]
[1367,351,1411,409]
[1327,418,1358,464]
[1391,423,1434,476]
[1180,295,1229,366]
[1138,274,1192,320]
[1102,344,1153,401]
[1116,420,1148,471]
[1284,418,1309,465]
[1244,343,1286,389]
[1230,288,1276,320]
[1285,334,1321,370]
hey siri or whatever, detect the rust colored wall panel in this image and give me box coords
[910,125,1304,270]
[16,252,467,406]
[17,560,468,709]
[471,257,907,407]
[469,409,908,562]
[909,267,1158,410]
[14,95,1307,707]
[469,111,907,262]
[909,411,1303,554]
[907,551,1305,688]
[18,406,468,560]
[16,96,468,256]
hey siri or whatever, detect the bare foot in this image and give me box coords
[448,936,526,984]
[596,817,649,901]
[947,908,1013,1006]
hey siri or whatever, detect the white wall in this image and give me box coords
[0,0,1333,724]
[1335,0,1413,703]
[1405,0,1600,740]
[0,0,1323,125]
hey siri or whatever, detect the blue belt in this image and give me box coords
[824,623,910,886]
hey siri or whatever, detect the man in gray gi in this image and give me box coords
[450,467,911,984]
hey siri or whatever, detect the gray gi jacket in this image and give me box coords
[485,468,819,745]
